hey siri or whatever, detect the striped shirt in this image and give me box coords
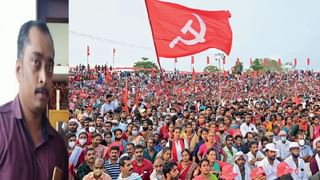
[104,160,120,180]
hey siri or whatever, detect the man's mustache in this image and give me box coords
[35,87,49,96]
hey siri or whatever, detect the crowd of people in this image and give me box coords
[64,64,320,180]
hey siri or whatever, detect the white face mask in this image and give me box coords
[299,139,305,147]
[127,119,132,124]
[132,130,138,136]
[79,138,87,145]
[89,127,96,133]
[68,141,76,149]
[281,136,286,142]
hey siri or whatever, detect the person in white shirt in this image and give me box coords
[275,130,291,161]
[257,143,280,180]
[233,151,251,180]
[240,114,258,138]
[284,142,308,180]
[247,141,265,169]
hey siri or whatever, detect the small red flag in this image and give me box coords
[207,56,210,65]
[294,58,297,66]
[87,46,90,56]
[105,68,112,82]
[145,0,233,57]
[253,71,257,79]
[250,58,252,66]
[135,86,139,110]
[223,70,227,77]
[307,58,310,66]
[113,48,115,55]
[264,58,267,66]
[192,68,196,81]
[237,57,240,66]
[222,56,226,65]
[122,80,129,113]
[151,68,155,79]
[278,58,282,65]
[174,58,178,63]
[191,56,195,65]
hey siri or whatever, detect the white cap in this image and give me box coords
[234,151,248,161]
[279,130,287,136]
[68,118,78,124]
[289,142,299,149]
[264,143,279,152]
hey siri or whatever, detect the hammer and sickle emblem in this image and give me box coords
[169,13,206,48]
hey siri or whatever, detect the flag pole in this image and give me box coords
[112,49,115,68]
[144,0,170,100]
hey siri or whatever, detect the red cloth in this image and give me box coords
[160,125,169,140]
[171,139,185,162]
[132,159,153,180]
[146,0,232,57]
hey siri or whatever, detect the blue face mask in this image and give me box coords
[230,124,239,129]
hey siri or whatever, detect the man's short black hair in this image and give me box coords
[163,161,177,178]
[119,155,131,167]
[17,20,54,60]
[249,141,258,148]
[134,144,144,151]
[110,146,120,152]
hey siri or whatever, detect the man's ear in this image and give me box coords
[16,60,22,83]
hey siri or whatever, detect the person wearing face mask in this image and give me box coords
[67,134,77,155]
[275,130,291,161]
[69,132,88,174]
[128,125,144,146]
[83,158,112,180]
[284,142,308,180]
[89,121,97,134]
[296,133,313,162]
[110,129,127,153]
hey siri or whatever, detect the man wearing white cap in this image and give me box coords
[233,151,251,180]
[275,130,291,161]
[284,142,308,180]
[257,143,280,180]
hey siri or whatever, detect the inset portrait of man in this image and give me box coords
[0,20,68,179]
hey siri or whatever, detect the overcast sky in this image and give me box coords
[70,0,320,72]
[0,0,35,104]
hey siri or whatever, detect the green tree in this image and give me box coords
[250,58,264,71]
[232,61,243,74]
[203,65,219,72]
[133,57,159,72]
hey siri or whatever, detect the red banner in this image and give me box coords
[146,0,233,58]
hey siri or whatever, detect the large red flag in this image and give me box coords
[145,0,233,58]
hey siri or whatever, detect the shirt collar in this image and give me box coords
[12,94,57,138]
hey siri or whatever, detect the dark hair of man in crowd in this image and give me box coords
[248,141,258,148]
[135,144,144,151]
[110,145,120,152]
[91,132,102,139]
[163,161,177,178]
[119,155,131,167]
[17,20,54,60]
